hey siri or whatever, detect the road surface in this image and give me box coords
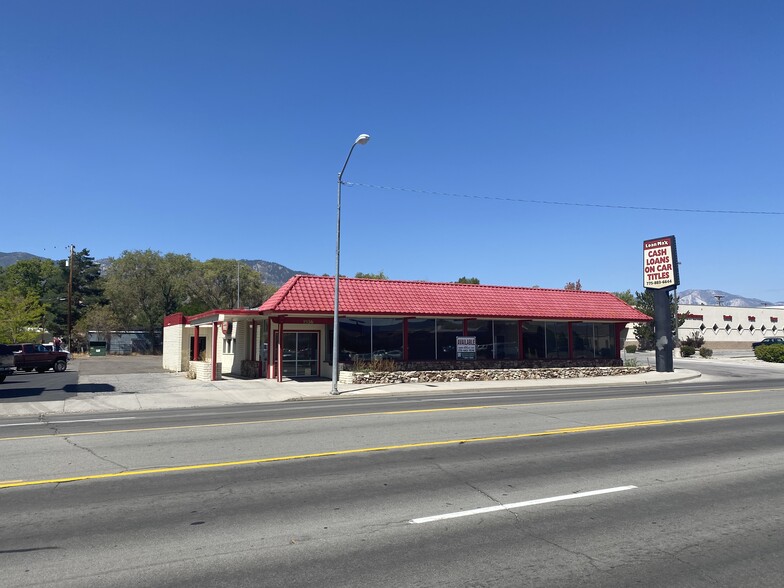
[1,373,783,586]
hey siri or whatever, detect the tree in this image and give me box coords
[187,258,276,311]
[564,279,582,291]
[354,271,388,280]
[75,304,122,351]
[44,249,105,338]
[0,258,59,298]
[632,289,684,350]
[104,250,192,352]
[0,258,60,335]
[0,289,46,344]
[456,276,480,284]
[613,289,635,306]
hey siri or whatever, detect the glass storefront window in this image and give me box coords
[339,318,371,362]
[494,320,519,359]
[523,322,546,359]
[594,323,615,358]
[437,319,463,360]
[572,323,594,359]
[569,323,616,359]
[408,318,436,360]
[545,322,569,359]
[467,320,493,359]
[372,318,404,361]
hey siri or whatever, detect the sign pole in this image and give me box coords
[653,288,674,372]
[643,235,680,373]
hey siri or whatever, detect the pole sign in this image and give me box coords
[456,336,476,360]
[643,235,680,290]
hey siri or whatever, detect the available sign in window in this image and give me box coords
[456,336,476,360]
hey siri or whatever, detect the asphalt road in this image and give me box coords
[1,376,783,586]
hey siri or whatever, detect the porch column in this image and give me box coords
[211,321,219,381]
[277,322,284,383]
[266,317,272,379]
[193,325,200,360]
[250,320,256,361]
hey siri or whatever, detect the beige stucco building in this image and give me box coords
[626,303,784,350]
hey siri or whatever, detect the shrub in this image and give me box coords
[625,344,638,354]
[755,344,784,363]
[624,358,638,367]
[680,345,696,357]
[352,358,400,372]
[699,347,713,358]
[680,331,704,349]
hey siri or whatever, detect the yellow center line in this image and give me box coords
[0,387,776,442]
[2,409,784,490]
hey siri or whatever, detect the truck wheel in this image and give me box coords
[54,360,67,372]
[36,367,47,373]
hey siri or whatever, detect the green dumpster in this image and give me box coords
[89,341,107,356]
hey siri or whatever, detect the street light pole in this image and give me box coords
[67,244,74,352]
[331,133,370,395]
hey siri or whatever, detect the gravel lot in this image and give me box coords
[74,354,166,376]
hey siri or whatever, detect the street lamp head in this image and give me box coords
[354,133,371,145]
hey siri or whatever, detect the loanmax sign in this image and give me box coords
[643,235,680,290]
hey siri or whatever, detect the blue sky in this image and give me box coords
[2,1,783,301]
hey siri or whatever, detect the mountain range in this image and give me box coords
[677,289,783,308]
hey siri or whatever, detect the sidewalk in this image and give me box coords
[0,363,701,418]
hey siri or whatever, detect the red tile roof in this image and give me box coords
[259,275,652,322]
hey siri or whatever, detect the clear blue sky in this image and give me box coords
[2,1,783,301]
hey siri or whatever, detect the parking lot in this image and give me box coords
[74,354,166,375]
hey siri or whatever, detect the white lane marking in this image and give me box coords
[0,417,136,428]
[410,485,637,524]
[49,417,137,424]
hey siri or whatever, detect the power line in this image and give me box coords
[344,181,784,216]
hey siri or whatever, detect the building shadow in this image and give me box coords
[0,387,47,399]
[63,383,116,394]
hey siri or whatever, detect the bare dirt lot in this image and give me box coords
[75,354,166,376]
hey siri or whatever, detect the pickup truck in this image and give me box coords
[11,344,70,373]
[0,344,15,383]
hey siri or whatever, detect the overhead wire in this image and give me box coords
[344,181,784,216]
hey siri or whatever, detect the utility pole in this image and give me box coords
[67,244,74,351]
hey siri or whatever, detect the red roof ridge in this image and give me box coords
[285,274,614,295]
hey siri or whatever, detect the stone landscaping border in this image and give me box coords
[340,366,652,385]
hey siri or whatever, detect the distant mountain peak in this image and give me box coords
[678,288,781,307]
[240,259,310,287]
[0,251,45,267]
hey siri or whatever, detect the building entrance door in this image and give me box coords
[275,331,319,378]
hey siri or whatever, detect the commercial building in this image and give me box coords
[676,303,784,349]
[163,275,651,381]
